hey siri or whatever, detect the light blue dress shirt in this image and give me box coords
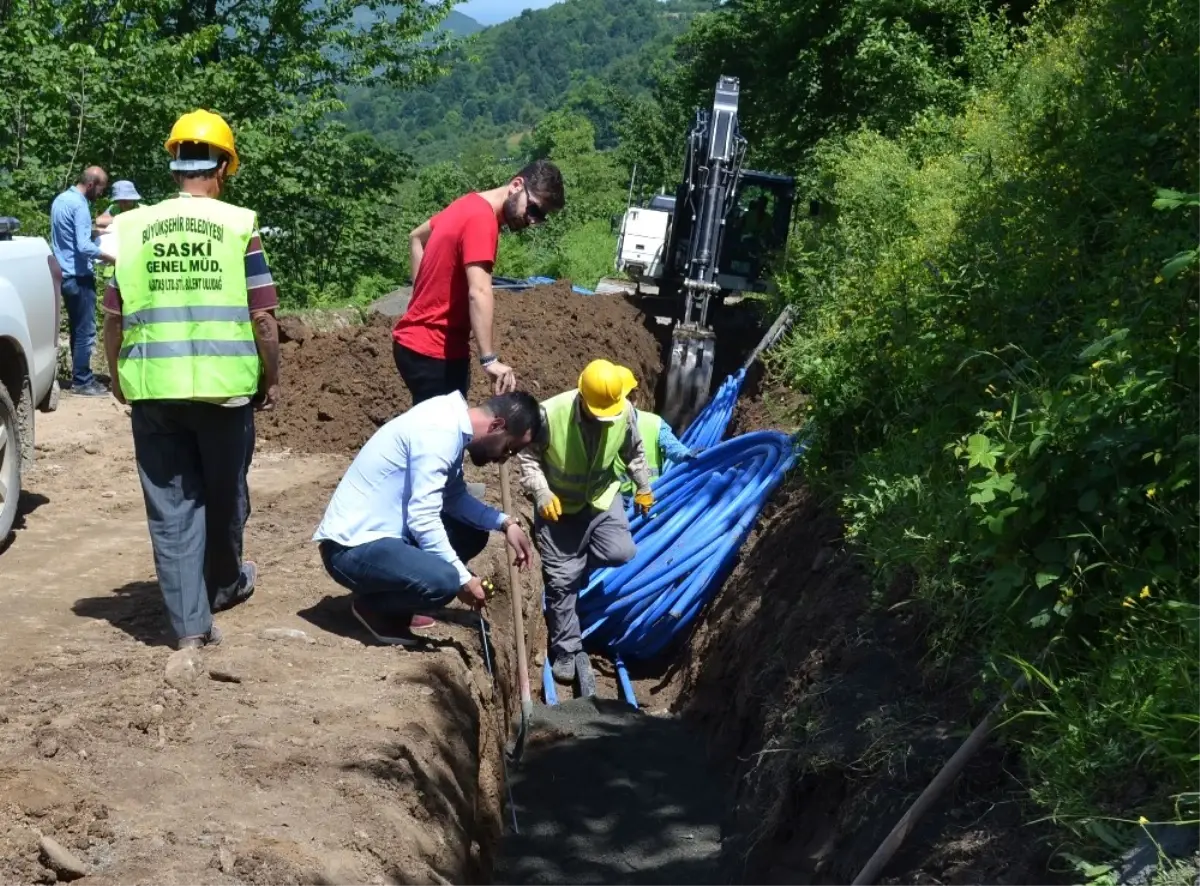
[313,393,508,584]
[49,187,101,276]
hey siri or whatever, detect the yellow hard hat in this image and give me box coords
[578,359,636,420]
[164,109,240,176]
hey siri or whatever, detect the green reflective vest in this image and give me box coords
[114,196,260,402]
[617,410,663,495]
[542,390,628,515]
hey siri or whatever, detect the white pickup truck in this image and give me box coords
[0,217,62,540]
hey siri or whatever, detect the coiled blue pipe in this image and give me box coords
[678,368,746,452]
[570,431,802,708]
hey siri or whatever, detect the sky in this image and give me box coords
[455,0,563,25]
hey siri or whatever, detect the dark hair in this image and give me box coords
[485,391,543,440]
[515,159,565,212]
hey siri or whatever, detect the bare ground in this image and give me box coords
[0,397,518,886]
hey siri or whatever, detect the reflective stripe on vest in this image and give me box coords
[542,390,628,515]
[617,409,663,495]
[113,196,260,402]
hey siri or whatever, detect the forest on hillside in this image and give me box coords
[341,0,709,163]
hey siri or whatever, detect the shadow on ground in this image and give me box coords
[0,491,51,555]
[72,579,174,646]
[495,697,723,885]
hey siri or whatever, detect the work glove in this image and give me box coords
[684,448,702,461]
[538,493,563,523]
[634,490,654,517]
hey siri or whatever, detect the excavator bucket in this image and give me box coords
[662,325,715,430]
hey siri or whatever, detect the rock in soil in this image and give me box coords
[163,648,204,688]
[39,835,89,880]
[260,627,314,644]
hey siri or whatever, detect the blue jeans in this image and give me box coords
[319,518,489,616]
[61,274,97,388]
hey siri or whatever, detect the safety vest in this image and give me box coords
[113,195,260,402]
[541,390,628,515]
[617,409,663,495]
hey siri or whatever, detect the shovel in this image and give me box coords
[499,460,534,766]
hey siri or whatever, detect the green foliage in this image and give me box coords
[776,0,1199,831]
[341,0,709,164]
[0,0,452,306]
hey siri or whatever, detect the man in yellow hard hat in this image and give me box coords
[516,359,654,691]
[101,109,281,650]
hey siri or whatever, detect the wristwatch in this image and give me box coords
[499,515,516,532]
[480,353,499,367]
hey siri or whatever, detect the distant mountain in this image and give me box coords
[348,6,482,38]
[441,8,484,36]
[343,0,709,164]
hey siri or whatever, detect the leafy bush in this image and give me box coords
[779,0,1199,829]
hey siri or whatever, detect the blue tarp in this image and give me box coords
[492,275,595,296]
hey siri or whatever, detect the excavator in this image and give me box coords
[605,75,796,429]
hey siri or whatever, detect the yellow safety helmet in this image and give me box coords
[164,109,240,176]
[578,359,636,420]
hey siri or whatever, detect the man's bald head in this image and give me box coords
[77,166,108,201]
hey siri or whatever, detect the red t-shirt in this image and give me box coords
[394,192,499,360]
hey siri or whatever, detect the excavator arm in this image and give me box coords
[662,76,748,429]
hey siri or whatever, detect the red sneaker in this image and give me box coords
[408,614,436,631]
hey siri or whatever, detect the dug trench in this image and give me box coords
[0,284,1051,885]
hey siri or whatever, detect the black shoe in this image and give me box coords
[71,381,109,397]
[211,562,257,613]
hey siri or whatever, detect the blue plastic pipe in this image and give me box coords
[578,430,803,670]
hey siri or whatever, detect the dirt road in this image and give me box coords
[0,397,508,885]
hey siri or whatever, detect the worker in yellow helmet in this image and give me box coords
[613,366,699,500]
[101,109,281,650]
[516,358,654,692]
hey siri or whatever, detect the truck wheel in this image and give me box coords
[0,383,21,542]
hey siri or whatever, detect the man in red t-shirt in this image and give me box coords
[394,159,565,404]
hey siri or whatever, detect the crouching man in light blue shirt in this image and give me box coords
[314,391,540,646]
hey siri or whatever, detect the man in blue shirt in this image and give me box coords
[50,166,114,396]
[314,390,540,646]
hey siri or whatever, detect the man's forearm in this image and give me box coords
[468,284,496,356]
[252,311,280,385]
[103,313,122,384]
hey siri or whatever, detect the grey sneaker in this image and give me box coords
[177,624,223,649]
[575,652,597,698]
[71,381,109,397]
[551,654,577,684]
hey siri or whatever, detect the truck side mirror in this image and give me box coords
[0,216,20,241]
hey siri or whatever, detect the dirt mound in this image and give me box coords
[260,282,664,454]
[672,482,1056,884]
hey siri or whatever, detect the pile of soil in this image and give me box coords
[259,283,664,454]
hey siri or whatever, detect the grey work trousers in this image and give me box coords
[535,494,636,660]
[131,400,255,639]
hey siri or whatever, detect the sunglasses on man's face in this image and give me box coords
[524,193,547,224]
